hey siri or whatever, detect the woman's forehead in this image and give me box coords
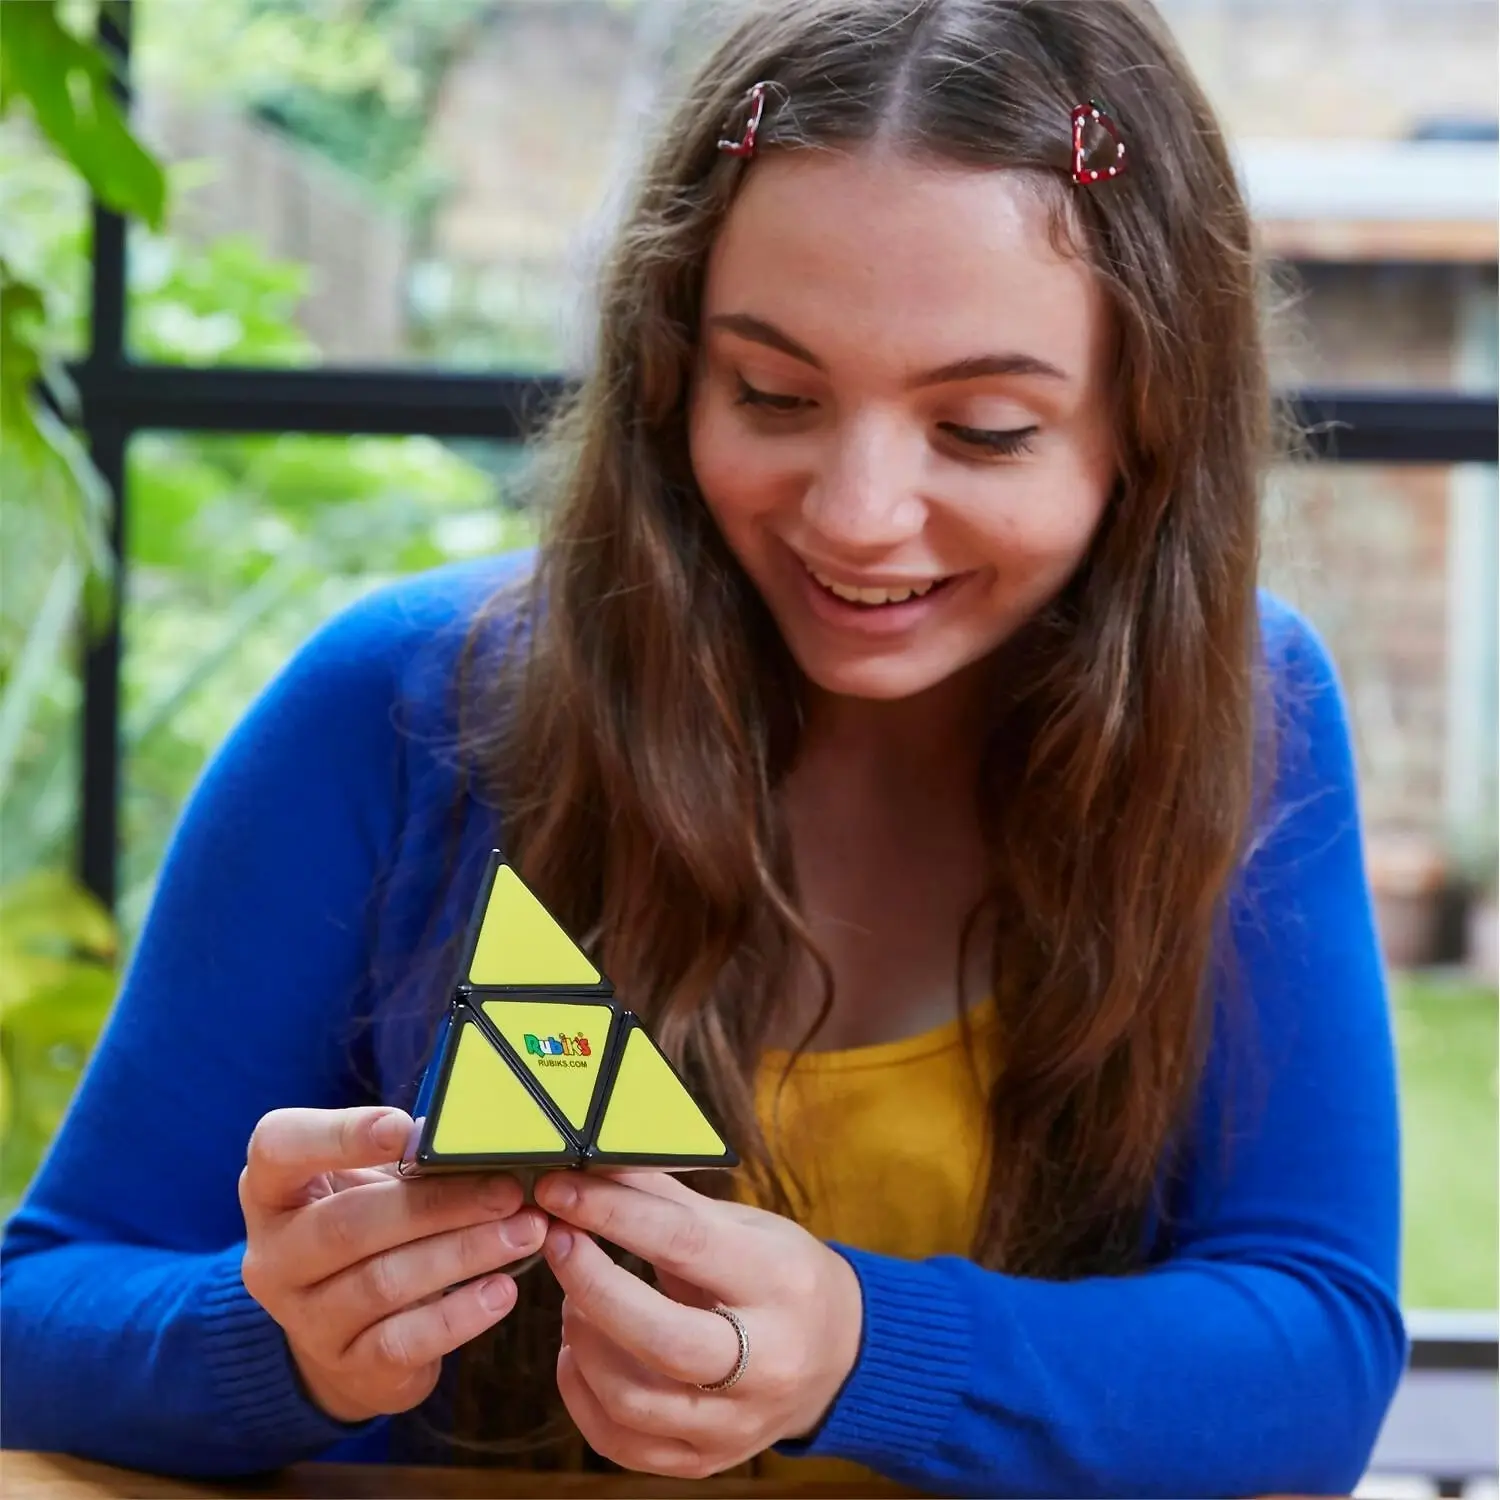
[701,148,1104,385]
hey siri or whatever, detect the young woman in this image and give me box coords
[2,1,1405,1494]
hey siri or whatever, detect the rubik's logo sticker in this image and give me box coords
[400,852,737,1174]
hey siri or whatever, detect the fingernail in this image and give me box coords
[548,1226,574,1260]
[372,1112,408,1150]
[480,1175,518,1211]
[539,1175,577,1211]
[501,1209,542,1247]
[478,1275,514,1313]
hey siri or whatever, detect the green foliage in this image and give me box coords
[115,424,536,936]
[0,0,159,1210]
[130,233,315,366]
[135,0,501,220]
[0,873,117,1207]
[0,1,165,228]
[0,1,541,1213]
[0,0,165,589]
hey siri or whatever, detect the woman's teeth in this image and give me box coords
[808,567,940,606]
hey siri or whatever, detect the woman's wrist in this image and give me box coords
[287,1341,385,1426]
[784,1246,864,1441]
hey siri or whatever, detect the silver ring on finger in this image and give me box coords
[697,1305,750,1392]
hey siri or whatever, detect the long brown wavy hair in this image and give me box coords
[433,0,1281,1464]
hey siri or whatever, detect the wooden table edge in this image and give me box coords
[0,1450,1346,1499]
[0,1452,921,1498]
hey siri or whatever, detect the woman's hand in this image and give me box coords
[239,1106,548,1424]
[532,1170,863,1479]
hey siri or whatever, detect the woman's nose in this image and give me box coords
[800,423,926,552]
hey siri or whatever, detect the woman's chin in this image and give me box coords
[792,650,957,703]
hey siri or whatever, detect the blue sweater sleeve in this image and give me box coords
[0,578,463,1475]
[793,604,1407,1498]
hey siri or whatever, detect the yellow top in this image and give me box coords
[739,1000,1002,1485]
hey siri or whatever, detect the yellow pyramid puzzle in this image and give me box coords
[401,852,737,1175]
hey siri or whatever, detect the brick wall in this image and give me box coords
[1157,0,1496,142]
[1261,265,1476,856]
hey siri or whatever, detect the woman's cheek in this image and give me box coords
[961,464,1108,576]
[693,419,796,528]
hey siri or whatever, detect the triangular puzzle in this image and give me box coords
[400,850,738,1175]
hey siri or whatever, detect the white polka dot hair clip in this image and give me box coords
[1070,97,1128,185]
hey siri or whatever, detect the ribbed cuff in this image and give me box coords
[197,1243,381,1461]
[777,1246,971,1468]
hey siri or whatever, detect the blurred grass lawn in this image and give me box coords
[1393,972,1498,1310]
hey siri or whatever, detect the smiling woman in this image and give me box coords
[0,1,1404,1496]
[691,152,1116,704]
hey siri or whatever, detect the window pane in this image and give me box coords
[1266,264,1498,394]
[0,448,88,1219]
[120,433,537,938]
[0,76,89,880]
[129,0,666,370]
[1263,459,1497,1312]
[0,77,92,1211]
[0,562,81,893]
[1264,463,1497,877]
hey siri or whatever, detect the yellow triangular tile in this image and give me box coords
[431,1020,568,1156]
[595,1025,728,1158]
[468,864,600,987]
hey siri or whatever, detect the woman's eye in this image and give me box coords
[733,376,809,413]
[939,422,1040,458]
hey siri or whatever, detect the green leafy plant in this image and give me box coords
[0,2,541,1214]
[0,874,117,1205]
[1,0,164,592]
[0,0,164,1211]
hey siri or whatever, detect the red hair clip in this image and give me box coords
[1071,98,1126,184]
[717,81,771,158]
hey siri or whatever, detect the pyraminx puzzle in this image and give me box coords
[399,851,739,1175]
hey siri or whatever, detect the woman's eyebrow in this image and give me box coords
[913,352,1069,387]
[709,312,824,368]
[706,312,1069,386]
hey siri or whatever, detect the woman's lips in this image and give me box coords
[785,547,975,637]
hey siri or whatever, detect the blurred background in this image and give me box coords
[1,0,1495,1492]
